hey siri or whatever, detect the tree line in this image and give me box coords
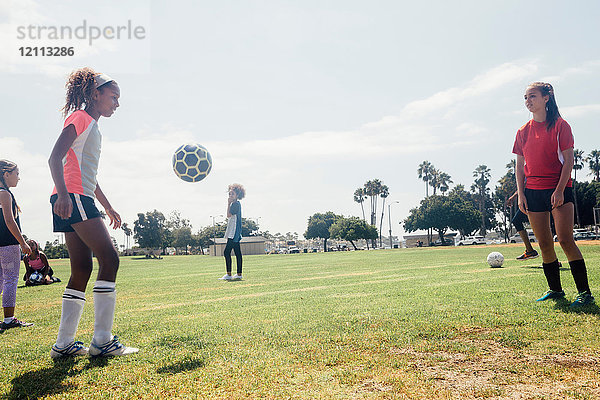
[405,147,600,245]
[131,210,259,255]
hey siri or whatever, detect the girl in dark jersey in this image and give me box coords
[219,184,245,281]
[513,82,593,308]
[0,160,32,332]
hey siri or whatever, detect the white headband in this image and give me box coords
[94,73,114,89]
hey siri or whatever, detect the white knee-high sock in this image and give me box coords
[56,288,86,348]
[92,280,116,345]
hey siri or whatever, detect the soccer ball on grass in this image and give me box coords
[487,252,504,268]
[29,272,43,285]
[172,144,212,183]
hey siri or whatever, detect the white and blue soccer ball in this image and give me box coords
[172,144,212,183]
[487,251,504,268]
[29,271,43,284]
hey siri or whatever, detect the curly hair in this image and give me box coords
[528,82,561,130]
[228,183,246,200]
[61,67,116,117]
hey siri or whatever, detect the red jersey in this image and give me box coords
[512,118,573,190]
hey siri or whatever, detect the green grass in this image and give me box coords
[2,243,600,399]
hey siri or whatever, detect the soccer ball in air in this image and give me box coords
[487,252,504,268]
[29,272,43,284]
[172,144,212,182]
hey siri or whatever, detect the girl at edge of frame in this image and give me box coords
[0,160,33,331]
[513,81,594,308]
[219,184,245,281]
[48,67,138,358]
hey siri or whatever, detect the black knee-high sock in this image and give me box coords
[542,259,562,292]
[569,259,591,294]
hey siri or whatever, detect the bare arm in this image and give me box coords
[551,148,574,209]
[48,124,77,219]
[40,252,50,269]
[0,191,31,255]
[506,190,518,206]
[95,184,121,229]
[515,155,527,214]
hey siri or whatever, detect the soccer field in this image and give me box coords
[2,244,600,399]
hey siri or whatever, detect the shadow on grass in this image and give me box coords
[157,357,205,374]
[553,299,600,315]
[154,334,208,350]
[6,358,77,400]
[522,265,570,271]
[5,356,111,400]
[154,334,208,374]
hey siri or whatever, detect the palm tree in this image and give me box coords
[472,165,491,236]
[353,188,367,222]
[587,149,600,182]
[417,161,434,198]
[438,172,453,195]
[364,179,383,227]
[378,185,389,247]
[429,169,440,195]
[573,149,585,227]
[122,223,132,253]
[364,179,385,248]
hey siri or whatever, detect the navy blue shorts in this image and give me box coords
[524,187,574,213]
[50,193,102,232]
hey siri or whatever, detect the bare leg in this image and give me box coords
[71,217,119,282]
[518,230,535,253]
[552,203,582,261]
[3,307,14,319]
[65,231,94,292]
[527,212,556,263]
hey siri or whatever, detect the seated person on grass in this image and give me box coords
[23,240,60,285]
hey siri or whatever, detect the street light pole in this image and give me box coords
[210,215,223,255]
[388,201,399,249]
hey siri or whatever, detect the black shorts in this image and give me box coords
[50,193,102,232]
[511,209,529,231]
[524,187,574,213]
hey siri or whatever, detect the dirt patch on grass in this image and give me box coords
[389,337,600,399]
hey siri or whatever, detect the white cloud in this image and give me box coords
[7,58,593,248]
[400,62,538,118]
[561,104,600,118]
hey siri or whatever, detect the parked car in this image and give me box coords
[288,247,301,253]
[432,238,454,246]
[574,231,598,241]
[456,235,486,246]
[554,230,598,242]
[509,231,536,243]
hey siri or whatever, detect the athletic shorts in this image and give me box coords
[511,209,529,231]
[50,193,101,232]
[524,187,574,213]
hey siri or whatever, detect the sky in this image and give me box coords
[1,0,599,248]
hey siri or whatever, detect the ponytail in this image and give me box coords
[61,67,98,118]
[528,82,561,130]
[0,159,20,212]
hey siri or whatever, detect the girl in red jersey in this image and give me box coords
[48,68,138,357]
[513,82,593,308]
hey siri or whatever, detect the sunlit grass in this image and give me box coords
[1,243,599,399]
